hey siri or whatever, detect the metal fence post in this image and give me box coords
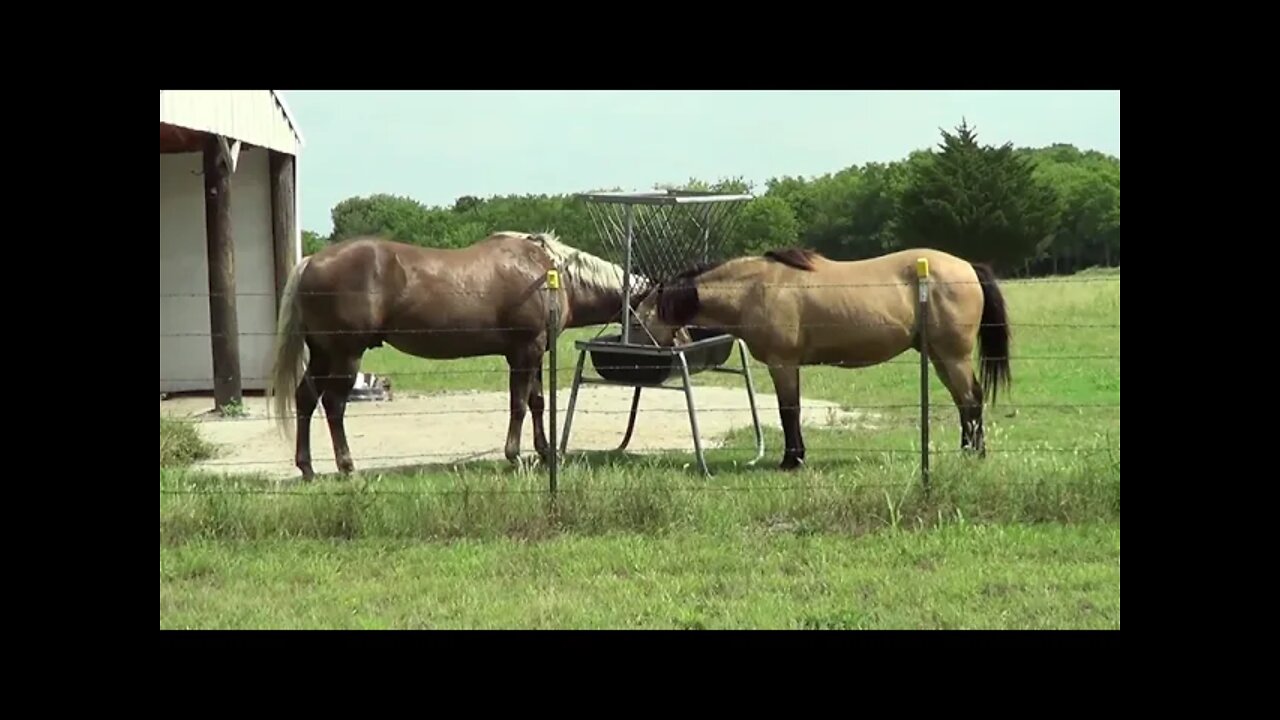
[547,270,561,496]
[917,258,930,494]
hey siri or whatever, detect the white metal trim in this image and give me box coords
[294,152,303,262]
[271,90,306,149]
[217,136,242,173]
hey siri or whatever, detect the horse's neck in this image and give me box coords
[566,281,627,327]
[694,266,754,327]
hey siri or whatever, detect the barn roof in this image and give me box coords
[160,90,304,155]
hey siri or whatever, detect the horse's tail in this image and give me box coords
[971,262,1012,405]
[268,255,312,437]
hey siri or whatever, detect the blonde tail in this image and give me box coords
[267,256,312,437]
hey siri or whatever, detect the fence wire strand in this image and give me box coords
[158,273,1119,300]
[160,268,1119,495]
[158,319,1121,339]
[173,444,1118,469]
[160,474,1116,499]
[158,354,1119,386]
[161,401,1121,424]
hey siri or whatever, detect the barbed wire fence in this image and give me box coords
[159,272,1120,499]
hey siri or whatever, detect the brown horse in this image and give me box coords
[268,231,644,480]
[633,246,1012,470]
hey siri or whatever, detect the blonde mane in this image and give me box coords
[498,230,648,295]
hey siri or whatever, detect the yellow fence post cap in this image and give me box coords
[916,258,930,278]
[547,270,561,289]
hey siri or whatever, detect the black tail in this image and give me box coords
[972,263,1012,405]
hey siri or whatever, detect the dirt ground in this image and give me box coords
[160,386,882,478]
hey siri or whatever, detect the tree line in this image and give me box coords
[303,120,1119,277]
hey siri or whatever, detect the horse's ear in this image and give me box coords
[657,278,699,325]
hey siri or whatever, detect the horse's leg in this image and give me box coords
[769,364,806,470]
[931,355,985,457]
[294,345,327,481]
[504,346,539,464]
[318,352,361,475]
[527,363,551,463]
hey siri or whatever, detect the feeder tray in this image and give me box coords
[588,327,735,386]
[557,189,765,476]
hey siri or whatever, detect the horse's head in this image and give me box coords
[633,270,702,346]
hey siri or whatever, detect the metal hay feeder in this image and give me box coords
[558,189,765,475]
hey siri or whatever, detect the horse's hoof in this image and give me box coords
[778,456,805,471]
[298,464,315,482]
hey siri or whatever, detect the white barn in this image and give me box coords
[159,90,304,408]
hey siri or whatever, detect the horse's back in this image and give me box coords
[355,234,550,356]
[830,247,974,281]
[296,237,407,339]
[848,248,986,357]
[762,247,982,363]
[825,248,981,306]
[305,234,546,291]
[303,236,407,290]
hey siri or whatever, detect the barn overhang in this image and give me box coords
[160,90,303,155]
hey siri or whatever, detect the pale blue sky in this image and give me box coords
[279,90,1120,236]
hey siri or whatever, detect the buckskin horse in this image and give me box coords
[268,231,645,480]
[633,246,1012,470]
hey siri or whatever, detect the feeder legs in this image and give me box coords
[559,349,588,456]
[738,339,766,466]
[558,334,761,477]
[677,350,711,477]
[617,387,643,452]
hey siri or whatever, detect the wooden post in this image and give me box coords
[269,150,297,304]
[204,134,241,411]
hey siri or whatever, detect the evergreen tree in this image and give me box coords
[897,119,1059,272]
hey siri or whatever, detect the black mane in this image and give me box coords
[669,259,727,282]
[655,260,727,325]
[762,247,821,271]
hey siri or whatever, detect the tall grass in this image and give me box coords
[160,445,1118,543]
[161,417,215,469]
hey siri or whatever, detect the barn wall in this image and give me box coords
[160,147,280,393]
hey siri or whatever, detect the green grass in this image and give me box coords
[160,523,1120,629]
[160,444,1118,542]
[161,417,215,468]
[160,269,1119,629]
